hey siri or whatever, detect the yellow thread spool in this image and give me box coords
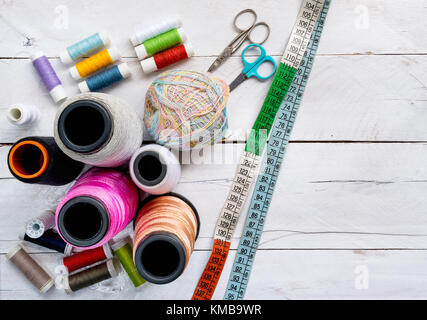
[69,47,121,80]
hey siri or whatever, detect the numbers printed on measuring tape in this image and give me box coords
[224,0,331,300]
[192,0,327,301]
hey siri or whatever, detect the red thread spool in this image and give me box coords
[140,43,194,73]
[63,243,112,273]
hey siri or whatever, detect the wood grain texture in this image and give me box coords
[0,0,426,299]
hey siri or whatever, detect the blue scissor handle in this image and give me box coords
[241,43,277,80]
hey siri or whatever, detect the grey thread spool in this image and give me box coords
[7,244,54,293]
[54,92,143,167]
[62,258,120,293]
[25,210,56,239]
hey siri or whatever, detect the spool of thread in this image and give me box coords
[56,168,139,249]
[62,258,120,293]
[140,43,193,74]
[135,28,186,60]
[111,237,146,287]
[31,51,67,104]
[19,229,73,255]
[144,70,229,150]
[7,244,54,293]
[60,31,110,64]
[7,104,40,126]
[69,47,121,80]
[129,144,181,195]
[133,193,199,284]
[130,17,182,46]
[25,210,56,239]
[54,92,143,167]
[78,63,131,93]
[62,243,112,273]
[8,136,84,185]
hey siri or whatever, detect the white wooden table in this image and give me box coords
[0,0,426,300]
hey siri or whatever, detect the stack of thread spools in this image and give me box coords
[7,91,200,294]
[60,32,131,93]
[130,17,194,74]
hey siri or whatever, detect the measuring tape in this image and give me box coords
[224,0,331,300]
[192,0,326,300]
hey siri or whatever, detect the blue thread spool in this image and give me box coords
[78,63,131,92]
[60,32,110,64]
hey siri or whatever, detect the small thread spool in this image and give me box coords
[56,168,139,249]
[62,258,120,293]
[7,104,40,126]
[133,193,200,284]
[19,229,73,255]
[130,17,182,46]
[69,47,121,80]
[140,43,193,74]
[54,93,143,167]
[31,51,67,103]
[8,136,84,185]
[60,31,110,64]
[25,210,56,239]
[129,144,181,195]
[62,243,112,273]
[135,28,186,60]
[78,63,131,93]
[111,237,146,287]
[7,244,54,293]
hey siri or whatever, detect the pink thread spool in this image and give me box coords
[55,168,139,249]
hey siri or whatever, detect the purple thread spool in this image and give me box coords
[31,51,67,104]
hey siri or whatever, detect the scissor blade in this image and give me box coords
[208,58,222,72]
[229,72,248,92]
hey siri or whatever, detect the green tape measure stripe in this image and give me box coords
[192,0,326,300]
[225,0,331,300]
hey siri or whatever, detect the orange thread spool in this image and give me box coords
[133,194,199,284]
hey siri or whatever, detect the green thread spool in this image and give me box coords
[134,28,186,60]
[111,238,146,287]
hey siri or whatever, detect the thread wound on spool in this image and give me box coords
[31,51,67,103]
[135,28,185,60]
[71,48,120,79]
[144,70,229,150]
[7,244,54,293]
[130,144,181,195]
[20,229,70,253]
[54,93,143,167]
[79,63,131,93]
[7,104,40,126]
[131,17,182,46]
[63,258,119,293]
[56,168,139,249]
[63,243,112,273]
[26,210,56,239]
[111,238,146,287]
[61,32,110,64]
[133,193,199,284]
[8,136,84,185]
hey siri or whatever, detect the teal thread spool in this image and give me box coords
[134,28,186,60]
[60,32,110,64]
[111,237,146,287]
[78,63,131,93]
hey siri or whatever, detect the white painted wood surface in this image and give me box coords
[0,0,426,299]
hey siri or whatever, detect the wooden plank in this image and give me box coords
[0,0,426,57]
[2,249,427,299]
[1,142,427,252]
[0,55,426,143]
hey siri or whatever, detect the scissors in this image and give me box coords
[208,9,271,72]
[228,43,277,92]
